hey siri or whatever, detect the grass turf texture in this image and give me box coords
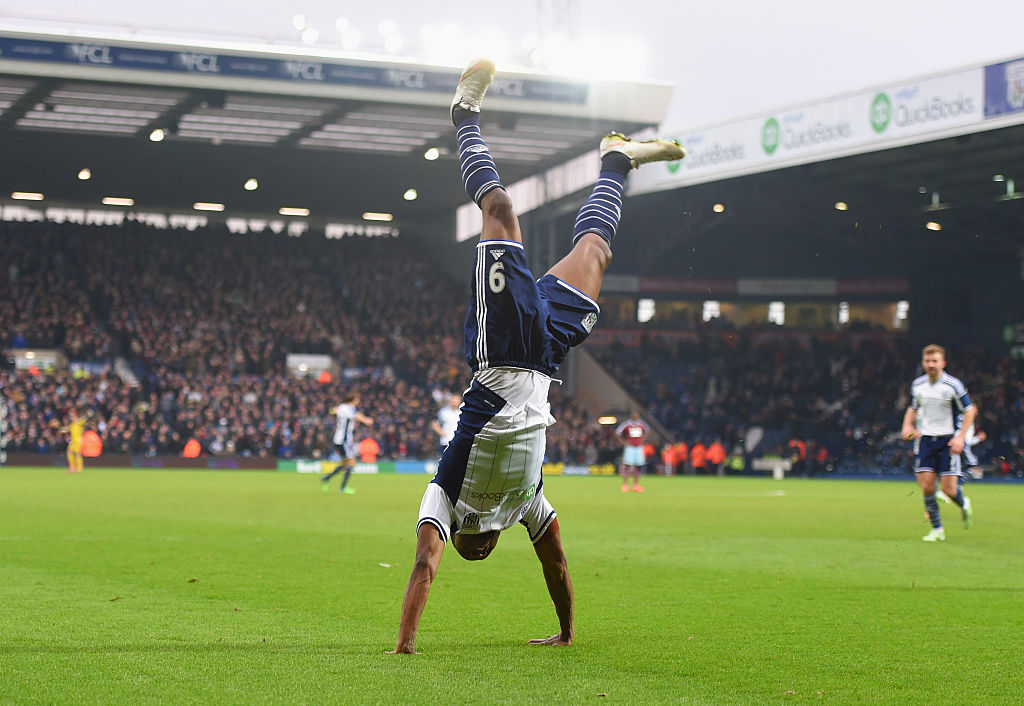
[2,469,1023,705]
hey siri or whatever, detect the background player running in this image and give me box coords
[901,344,975,541]
[938,409,986,503]
[390,59,684,654]
[321,392,373,494]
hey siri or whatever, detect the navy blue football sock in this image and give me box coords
[452,105,476,127]
[601,151,632,176]
[455,113,503,206]
[923,494,942,528]
[339,465,354,491]
[572,155,630,246]
[951,485,965,508]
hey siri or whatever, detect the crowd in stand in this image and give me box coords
[1,366,446,461]
[593,334,1024,476]
[3,220,1023,475]
[0,221,596,463]
[2,221,466,381]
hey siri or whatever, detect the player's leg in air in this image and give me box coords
[544,131,683,307]
[544,127,679,500]
[451,60,521,246]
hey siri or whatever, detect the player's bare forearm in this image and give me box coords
[391,526,444,654]
[531,519,574,646]
[901,408,918,439]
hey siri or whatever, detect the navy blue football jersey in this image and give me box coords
[464,240,599,377]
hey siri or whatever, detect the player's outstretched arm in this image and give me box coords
[529,518,574,646]
[390,525,445,654]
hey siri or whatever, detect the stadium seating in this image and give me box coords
[591,333,1024,476]
[2,220,1022,475]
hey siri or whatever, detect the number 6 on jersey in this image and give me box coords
[488,260,506,293]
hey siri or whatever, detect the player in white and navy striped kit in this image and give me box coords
[430,393,462,455]
[391,58,684,654]
[939,411,987,503]
[901,344,976,541]
[321,392,373,494]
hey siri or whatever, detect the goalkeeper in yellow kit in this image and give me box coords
[62,406,87,473]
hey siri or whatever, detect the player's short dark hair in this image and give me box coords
[453,530,500,561]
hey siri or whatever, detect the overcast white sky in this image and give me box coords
[4,0,1023,130]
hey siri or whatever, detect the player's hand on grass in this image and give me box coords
[528,633,572,646]
[387,647,421,655]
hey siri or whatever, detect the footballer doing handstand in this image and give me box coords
[390,59,684,654]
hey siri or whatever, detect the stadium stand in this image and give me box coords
[590,333,1024,476]
[2,219,1022,475]
[0,220,609,464]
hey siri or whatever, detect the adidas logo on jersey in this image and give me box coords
[491,249,505,260]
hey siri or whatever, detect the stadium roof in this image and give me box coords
[0,31,1021,278]
[0,31,671,228]
[606,122,1024,279]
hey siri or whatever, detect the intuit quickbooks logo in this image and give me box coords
[761,118,780,155]
[870,92,892,133]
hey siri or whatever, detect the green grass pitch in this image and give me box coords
[2,468,1023,705]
